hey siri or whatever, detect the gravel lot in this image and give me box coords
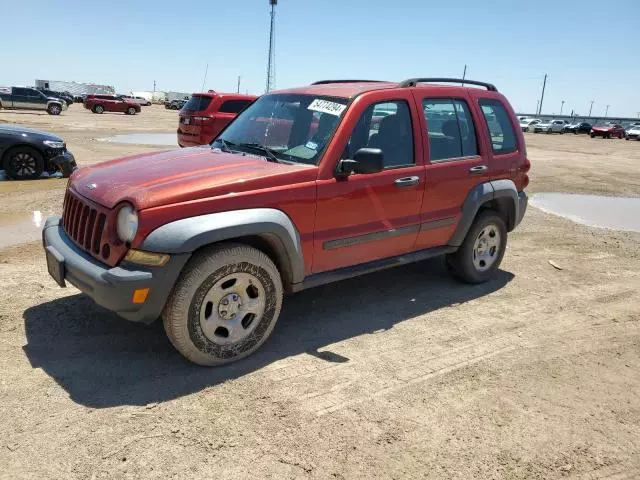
[1,105,639,479]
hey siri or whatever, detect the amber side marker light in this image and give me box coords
[132,288,150,304]
[124,249,170,267]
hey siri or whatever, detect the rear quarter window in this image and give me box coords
[479,99,518,154]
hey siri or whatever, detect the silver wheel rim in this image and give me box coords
[199,272,266,345]
[472,223,501,272]
[9,152,37,177]
[51,106,60,114]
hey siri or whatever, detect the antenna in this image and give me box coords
[265,0,277,93]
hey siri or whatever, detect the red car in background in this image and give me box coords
[177,91,256,147]
[84,94,141,115]
[590,122,625,139]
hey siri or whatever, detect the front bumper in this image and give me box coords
[48,150,77,176]
[42,217,190,323]
[516,191,528,227]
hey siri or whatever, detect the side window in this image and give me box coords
[346,100,414,168]
[479,100,518,154]
[422,98,478,161]
[219,99,252,114]
[12,87,28,96]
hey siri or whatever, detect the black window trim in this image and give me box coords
[422,96,481,164]
[478,98,519,156]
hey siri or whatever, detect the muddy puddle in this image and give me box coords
[0,211,48,249]
[99,133,178,146]
[530,193,640,232]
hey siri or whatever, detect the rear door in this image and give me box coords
[10,87,30,109]
[412,91,489,249]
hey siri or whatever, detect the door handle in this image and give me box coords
[394,176,420,188]
[469,165,488,175]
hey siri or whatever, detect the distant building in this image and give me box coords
[35,79,115,96]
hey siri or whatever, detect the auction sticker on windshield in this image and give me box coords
[308,99,346,116]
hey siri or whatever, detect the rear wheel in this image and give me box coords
[163,243,283,366]
[446,211,507,284]
[47,103,62,115]
[2,146,44,180]
[93,105,104,114]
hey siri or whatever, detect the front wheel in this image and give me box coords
[126,107,137,115]
[2,146,44,180]
[163,243,283,366]
[590,133,595,138]
[446,211,507,284]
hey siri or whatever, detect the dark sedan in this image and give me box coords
[564,122,592,134]
[0,124,77,180]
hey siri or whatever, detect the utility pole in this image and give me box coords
[237,76,241,93]
[605,105,610,118]
[560,100,565,115]
[462,64,467,86]
[265,0,277,93]
[588,100,594,117]
[536,100,539,116]
[537,74,547,115]
[153,80,156,93]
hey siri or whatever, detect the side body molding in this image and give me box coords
[140,208,305,285]
[448,180,519,247]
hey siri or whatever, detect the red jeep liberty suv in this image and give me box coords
[43,78,529,366]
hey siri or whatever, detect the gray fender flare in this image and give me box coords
[140,208,304,285]
[448,179,519,247]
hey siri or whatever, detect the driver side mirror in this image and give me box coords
[338,148,384,176]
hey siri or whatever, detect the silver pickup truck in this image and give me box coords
[0,86,67,115]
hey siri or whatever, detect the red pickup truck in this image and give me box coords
[43,78,529,366]
[177,92,256,147]
[84,94,141,115]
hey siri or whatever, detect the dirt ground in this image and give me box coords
[0,105,639,479]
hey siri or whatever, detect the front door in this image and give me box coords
[313,96,425,273]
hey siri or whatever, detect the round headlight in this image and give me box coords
[116,204,138,243]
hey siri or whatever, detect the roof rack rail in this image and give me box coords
[399,78,497,91]
[311,79,387,85]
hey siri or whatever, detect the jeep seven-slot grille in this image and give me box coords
[61,189,126,266]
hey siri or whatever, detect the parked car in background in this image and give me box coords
[0,87,67,115]
[73,95,85,103]
[564,121,592,134]
[120,95,152,106]
[84,94,141,115]
[0,124,76,179]
[534,119,568,134]
[38,89,74,106]
[519,118,542,132]
[165,99,188,110]
[42,77,529,365]
[624,125,640,140]
[590,123,625,139]
[177,92,257,147]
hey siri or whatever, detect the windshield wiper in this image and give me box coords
[235,143,280,163]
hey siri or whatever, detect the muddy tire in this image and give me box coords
[93,105,104,114]
[163,243,283,366]
[2,146,44,180]
[446,210,507,284]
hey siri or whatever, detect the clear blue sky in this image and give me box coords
[4,0,639,117]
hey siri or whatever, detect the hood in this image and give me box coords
[592,126,611,131]
[0,123,63,142]
[71,147,316,210]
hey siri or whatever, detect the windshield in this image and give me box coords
[214,94,348,165]
[183,95,213,112]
